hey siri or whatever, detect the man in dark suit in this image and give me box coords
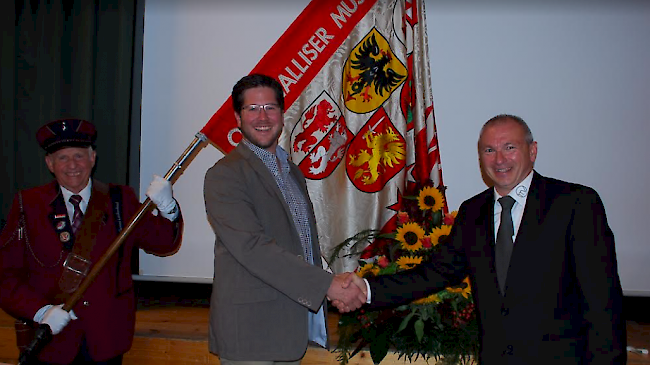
[0,118,184,364]
[203,74,366,365]
[343,114,626,364]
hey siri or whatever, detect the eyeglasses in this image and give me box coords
[241,103,282,115]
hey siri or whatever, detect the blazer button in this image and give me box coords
[83,301,90,307]
[502,345,514,356]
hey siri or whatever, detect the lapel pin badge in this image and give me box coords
[516,186,528,198]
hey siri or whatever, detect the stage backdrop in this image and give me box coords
[137,0,650,296]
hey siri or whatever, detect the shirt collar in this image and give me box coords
[60,179,92,204]
[242,139,290,172]
[275,145,290,171]
[493,170,533,207]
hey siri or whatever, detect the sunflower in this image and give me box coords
[446,276,472,299]
[357,263,380,278]
[429,225,452,246]
[395,222,425,251]
[412,293,442,305]
[396,255,422,270]
[417,186,445,212]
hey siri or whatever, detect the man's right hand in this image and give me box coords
[38,304,78,335]
[327,273,368,313]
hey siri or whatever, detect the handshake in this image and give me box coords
[326,273,368,313]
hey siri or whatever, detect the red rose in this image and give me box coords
[378,256,390,268]
[397,212,410,225]
[443,213,455,226]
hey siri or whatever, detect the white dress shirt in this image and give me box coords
[60,179,92,221]
[493,171,534,243]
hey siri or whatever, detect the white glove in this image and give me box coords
[146,175,178,221]
[34,304,78,335]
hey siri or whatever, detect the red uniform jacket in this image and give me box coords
[0,180,183,364]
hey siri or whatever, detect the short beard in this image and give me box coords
[240,128,281,150]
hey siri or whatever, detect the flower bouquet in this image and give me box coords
[329,181,479,365]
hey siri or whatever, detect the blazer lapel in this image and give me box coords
[236,144,303,246]
[475,189,503,295]
[512,171,547,248]
[289,162,322,258]
[482,191,496,248]
[504,172,552,295]
[237,144,288,206]
[47,182,76,250]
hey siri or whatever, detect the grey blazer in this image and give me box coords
[204,143,332,361]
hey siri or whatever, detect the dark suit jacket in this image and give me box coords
[368,172,626,365]
[204,143,333,361]
[0,180,183,364]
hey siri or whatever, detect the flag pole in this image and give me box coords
[18,132,208,365]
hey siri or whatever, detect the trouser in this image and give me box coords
[28,337,123,365]
[220,358,302,365]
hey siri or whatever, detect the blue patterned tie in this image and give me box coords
[69,195,84,235]
[496,196,515,294]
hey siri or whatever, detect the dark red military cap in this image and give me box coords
[36,119,97,153]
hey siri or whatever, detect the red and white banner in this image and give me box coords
[201,0,443,272]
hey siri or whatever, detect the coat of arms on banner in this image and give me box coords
[346,107,406,193]
[290,91,352,180]
[343,27,407,114]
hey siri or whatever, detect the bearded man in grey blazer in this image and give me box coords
[204,74,366,365]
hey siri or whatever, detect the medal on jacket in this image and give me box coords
[53,215,74,249]
[59,231,71,243]
[55,217,67,230]
[50,196,75,250]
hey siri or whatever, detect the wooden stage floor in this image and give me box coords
[1,282,649,365]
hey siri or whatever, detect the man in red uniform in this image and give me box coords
[0,118,184,364]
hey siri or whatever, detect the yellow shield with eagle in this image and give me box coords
[343,27,407,114]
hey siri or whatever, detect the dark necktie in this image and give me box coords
[69,194,84,235]
[496,195,515,294]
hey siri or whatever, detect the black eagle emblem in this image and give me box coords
[347,34,405,102]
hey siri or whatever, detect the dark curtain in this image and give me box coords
[0,0,144,223]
